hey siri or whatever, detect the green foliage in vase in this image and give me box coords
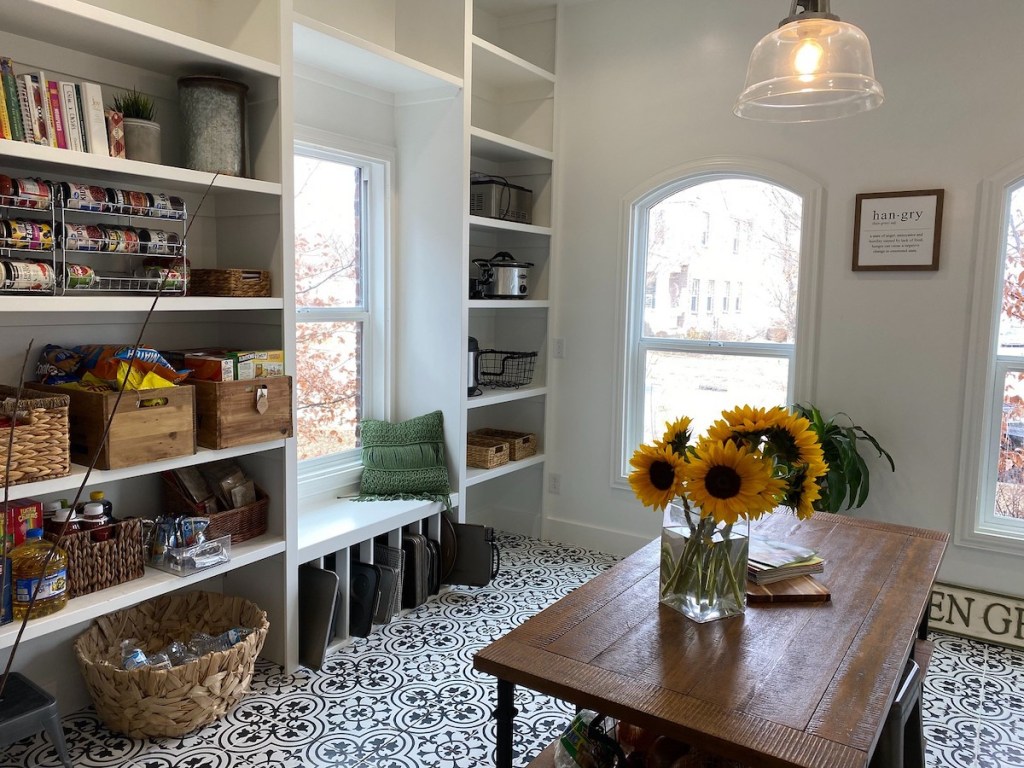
[791,403,895,514]
[112,87,157,121]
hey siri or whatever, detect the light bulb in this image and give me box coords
[793,37,824,79]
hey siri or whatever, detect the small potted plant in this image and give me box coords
[791,403,895,513]
[113,87,160,164]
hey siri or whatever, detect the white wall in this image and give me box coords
[546,0,1022,594]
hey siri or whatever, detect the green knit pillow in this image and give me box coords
[357,410,452,503]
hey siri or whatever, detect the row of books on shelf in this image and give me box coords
[748,537,825,585]
[0,57,120,159]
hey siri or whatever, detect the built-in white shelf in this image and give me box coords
[469,215,552,237]
[293,13,462,99]
[0,140,282,196]
[471,36,555,90]
[0,534,287,650]
[470,127,553,164]
[0,0,280,89]
[8,439,287,499]
[469,299,550,310]
[465,453,545,487]
[467,385,548,409]
[297,496,456,561]
[0,296,284,313]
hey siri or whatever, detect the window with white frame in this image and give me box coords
[619,163,820,479]
[294,139,389,495]
[959,160,1024,552]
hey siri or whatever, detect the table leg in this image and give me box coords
[494,678,518,768]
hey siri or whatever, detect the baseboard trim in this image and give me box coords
[541,516,652,557]
[928,582,1024,650]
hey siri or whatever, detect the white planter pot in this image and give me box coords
[123,118,161,164]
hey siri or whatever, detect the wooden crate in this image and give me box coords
[469,428,536,461]
[26,383,195,470]
[467,434,509,469]
[190,376,293,449]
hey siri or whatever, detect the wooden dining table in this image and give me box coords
[473,512,948,768]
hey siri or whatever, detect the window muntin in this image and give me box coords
[624,172,807,457]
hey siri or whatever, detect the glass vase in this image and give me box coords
[660,502,749,622]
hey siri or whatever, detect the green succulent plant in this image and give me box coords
[112,87,157,121]
[792,403,895,514]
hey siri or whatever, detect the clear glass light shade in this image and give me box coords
[734,18,884,122]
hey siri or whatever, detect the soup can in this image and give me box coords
[62,223,104,251]
[140,265,185,291]
[63,263,96,290]
[11,178,52,209]
[59,182,110,212]
[137,229,181,255]
[4,260,55,291]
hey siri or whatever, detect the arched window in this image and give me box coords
[958,158,1024,554]
[617,159,822,479]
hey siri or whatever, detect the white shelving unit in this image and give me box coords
[0,0,293,707]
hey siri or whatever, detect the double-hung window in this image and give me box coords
[293,139,390,496]
[618,161,821,478]
[959,158,1024,553]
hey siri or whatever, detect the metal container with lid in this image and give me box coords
[472,251,533,299]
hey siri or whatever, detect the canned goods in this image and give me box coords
[138,265,185,291]
[7,219,54,249]
[63,263,96,289]
[59,182,110,212]
[149,193,185,219]
[2,260,55,291]
[0,174,13,202]
[137,229,181,255]
[128,190,150,216]
[11,178,52,209]
[62,223,104,251]
[99,226,139,253]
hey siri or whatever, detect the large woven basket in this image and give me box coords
[75,591,269,737]
[0,385,70,486]
[188,268,271,297]
[160,472,269,544]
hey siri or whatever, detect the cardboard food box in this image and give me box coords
[26,382,196,470]
[2,498,42,548]
[184,353,235,382]
[229,350,284,380]
[190,376,293,449]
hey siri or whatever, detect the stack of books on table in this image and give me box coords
[748,537,824,585]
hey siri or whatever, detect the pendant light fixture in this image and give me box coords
[734,0,883,122]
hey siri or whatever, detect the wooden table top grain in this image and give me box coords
[474,513,948,768]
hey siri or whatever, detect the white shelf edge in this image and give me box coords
[9,440,288,499]
[297,496,457,561]
[0,535,287,650]
[293,13,463,97]
[0,296,284,313]
[465,453,545,487]
[470,127,553,163]
[5,0,281,79]
[469,215,552,237]
[469,299,550,310]
[471,36,556,88]
[0,140,282,196]
[466,385,548,409]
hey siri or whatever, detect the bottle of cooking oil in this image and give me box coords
[11,528,69,619]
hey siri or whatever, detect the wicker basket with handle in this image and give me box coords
[160,471,269,544]
[74,591,269,737]
[466,434,509,469]
[469,428,536,461]
[0,385,70,487]
[45,517,146,598]
[188,268,271,297]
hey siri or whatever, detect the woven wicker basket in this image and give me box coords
[0,385,70,487]
[188,268,271,297]
[75,591,269,738]
[45,517,146,598]
[469,428,536,461]
[466,434,509,469]
[160,472,269,544]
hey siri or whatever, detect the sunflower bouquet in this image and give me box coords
[629,405,828,622]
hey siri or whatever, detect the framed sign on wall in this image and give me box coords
[852,189,944,271]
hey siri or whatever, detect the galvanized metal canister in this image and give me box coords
[178,76,248,177]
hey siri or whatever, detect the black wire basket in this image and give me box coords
[477,350,537,389]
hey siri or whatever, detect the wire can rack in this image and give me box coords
[477,349,537,389]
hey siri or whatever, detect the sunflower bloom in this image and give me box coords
[766,412,827,469]
[683,438,781,524]
[708,405,787,443]
[661,416,693,456]
[628,442,686,510]
[784,470,823,520]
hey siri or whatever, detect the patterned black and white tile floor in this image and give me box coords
[2,533,1022,768]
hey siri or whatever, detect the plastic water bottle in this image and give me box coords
[553,710,618,768]
[11,529,69,619]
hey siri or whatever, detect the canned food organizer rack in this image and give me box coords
[1,181,188,295]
